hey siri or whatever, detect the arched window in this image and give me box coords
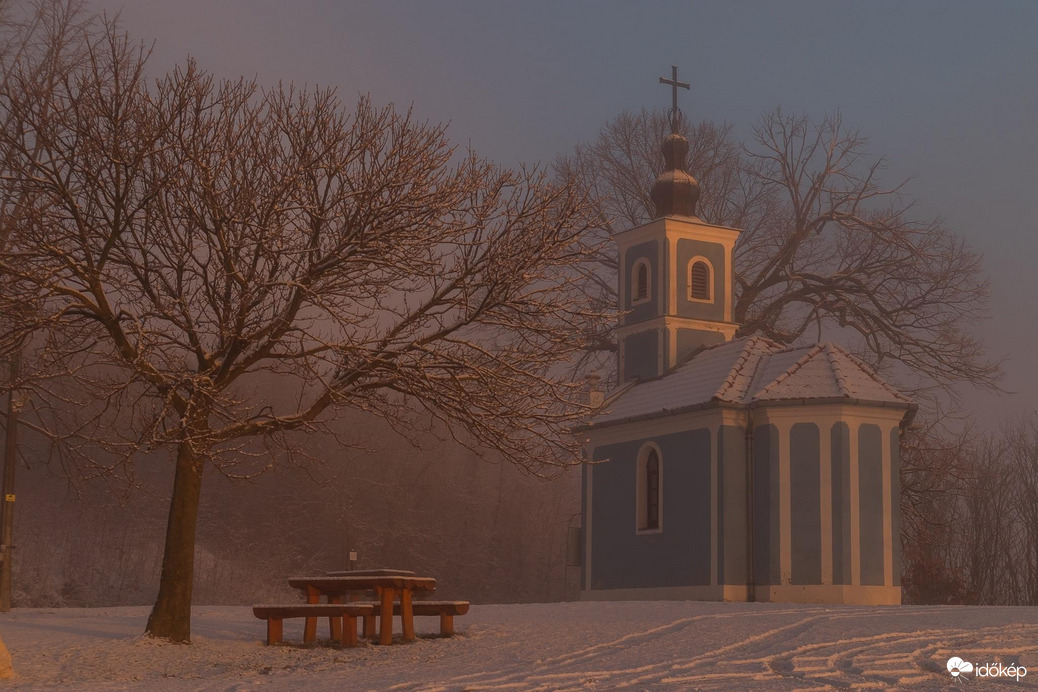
[632,259,650,305]
[688,257,713,302]
[645,450,660,530]
[636,443,662,532]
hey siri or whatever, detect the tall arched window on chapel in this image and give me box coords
[632,259,650,305]
[637,444,662,532]
[645,450,660,530]
[689,258,712,302]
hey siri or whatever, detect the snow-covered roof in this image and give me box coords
[588,335,913,428]
[753,343,912,404]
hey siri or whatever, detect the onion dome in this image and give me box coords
[650,131,700,219]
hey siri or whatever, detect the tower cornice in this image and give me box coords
[615,215,741,248]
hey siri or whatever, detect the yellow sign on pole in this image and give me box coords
[3,495,12,503]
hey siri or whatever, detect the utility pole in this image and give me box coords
[0,350,20,611]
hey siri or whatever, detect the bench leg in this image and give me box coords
[304,585,319,643]
[341,615,358,647]
[401,588,415,642]
[379,588,395,645]
[365,586,380,639]
[267,618,284,645]
[439,614,454,638]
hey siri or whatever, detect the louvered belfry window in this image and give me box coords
[646,450,660,530]
[690,260,711,300]
[635,262,648,301]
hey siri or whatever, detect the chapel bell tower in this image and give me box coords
[616,67,741,383]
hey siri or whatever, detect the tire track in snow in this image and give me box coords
[618,614,835,688]
[712,623,1038,690]
[403,607,829,691]
[556,618,1035,690]
[399,610,1038,691]
[404,615,707,690]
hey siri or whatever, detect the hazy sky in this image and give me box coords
[86,0,1038,428]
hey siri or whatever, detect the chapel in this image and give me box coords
[576,69,916,605]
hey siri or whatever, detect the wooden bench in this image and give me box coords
[356,600,469,637]
[252,603,376,646]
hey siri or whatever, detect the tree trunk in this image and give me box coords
[145,435,206,642]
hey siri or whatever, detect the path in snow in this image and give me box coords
[0,602,1036,690]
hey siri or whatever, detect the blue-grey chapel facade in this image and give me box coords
[576,88,916,605]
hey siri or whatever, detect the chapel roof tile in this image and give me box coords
[586,334,912,428]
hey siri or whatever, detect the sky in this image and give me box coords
[85,0,1038,429]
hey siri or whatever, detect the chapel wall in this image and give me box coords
[620,239,660,324]
[790,422,823,585]
[748,409,903,605]
[674,238,726,321]
[586,429,711,591]
[719,424,749,586]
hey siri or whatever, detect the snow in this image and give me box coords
[591,337,768,424]
[1,602,1036,690]
[590,336,911,428]
[754,344,913,404]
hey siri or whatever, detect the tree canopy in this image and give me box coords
[557,108,1001,399]
[0,6,611,641]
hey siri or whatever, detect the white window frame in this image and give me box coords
[631,258,651,306]
[687,256,714,303]
[635,441,663,534]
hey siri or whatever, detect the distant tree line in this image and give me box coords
[11,409,580,609]
[901,418,1038,606]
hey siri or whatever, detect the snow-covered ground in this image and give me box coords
[1,602,1036,690]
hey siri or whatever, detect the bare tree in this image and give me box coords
[1007,421,1038,605]
[558,108,1001,397]
[900,417,1038,606]
[960,421,1038,606]
[0,14,612,641]
[898,419,974,604]
[0,0,93,613]
[961,434,1020,604]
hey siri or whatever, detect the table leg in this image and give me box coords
[303,585,319,643]
[401,588,415,642]
[341,615,358,647]
[328,595,342,640]
[379,587,395,645]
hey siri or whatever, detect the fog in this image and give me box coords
[13,407,579,607]
[4,0,1037,614]
[85,0,1038,425]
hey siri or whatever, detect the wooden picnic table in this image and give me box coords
[325,568,416,577]
[288,575,436,645]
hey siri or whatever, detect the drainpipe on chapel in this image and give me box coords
[745,407,755,602]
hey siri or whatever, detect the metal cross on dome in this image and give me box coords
[659,65,690,133]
